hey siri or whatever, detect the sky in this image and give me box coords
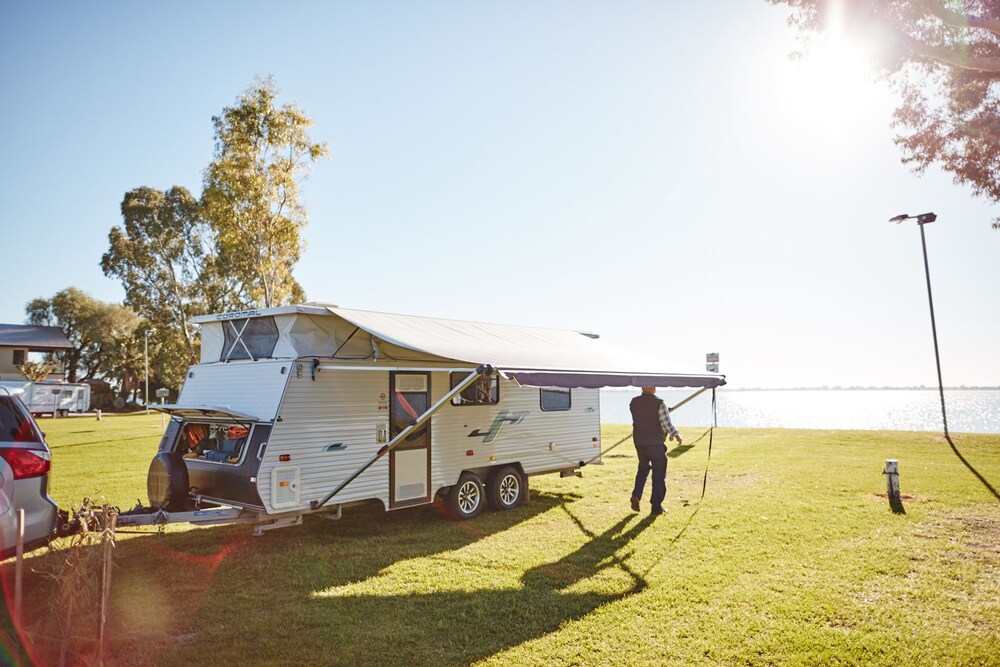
[1,1,997,390]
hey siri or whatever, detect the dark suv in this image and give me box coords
[0,388,58,558]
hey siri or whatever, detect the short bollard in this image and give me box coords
[883,459,901,506]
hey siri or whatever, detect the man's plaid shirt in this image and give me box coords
[658,401,680,442]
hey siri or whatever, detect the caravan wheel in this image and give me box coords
[445,472,485,520]
[487,466,525,511]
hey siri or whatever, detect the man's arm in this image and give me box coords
[658,401,682,444]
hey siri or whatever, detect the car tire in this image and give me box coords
[487,465,526,511]
[444,471,485,520]
[147,452,190,511]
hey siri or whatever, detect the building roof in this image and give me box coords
[0,324,73,351]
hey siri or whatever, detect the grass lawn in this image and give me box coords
[2,412,998,666]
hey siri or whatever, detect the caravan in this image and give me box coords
[0,381,91,417]
[121,304,725,532]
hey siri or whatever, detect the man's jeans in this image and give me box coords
[632,445,667,511]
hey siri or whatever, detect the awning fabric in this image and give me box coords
[327,307,725,390]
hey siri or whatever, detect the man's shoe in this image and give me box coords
[651,507,665,515]
[630,497,640,512]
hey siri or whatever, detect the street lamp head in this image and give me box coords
[889,212,937,225]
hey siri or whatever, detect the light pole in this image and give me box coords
[889,212,948,438]
[144,328,155,415]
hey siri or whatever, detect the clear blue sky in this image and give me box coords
[1,1,997,389]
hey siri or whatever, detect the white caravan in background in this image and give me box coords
[0,381,91,417]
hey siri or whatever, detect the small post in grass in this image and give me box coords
[884,459,900,501]
[883,459,904,513]
[98,506,118,667]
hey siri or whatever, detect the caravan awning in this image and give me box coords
[327,307,725,390]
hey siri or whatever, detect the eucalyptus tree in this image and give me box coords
[770,0,1000,227]
[202,76,329,308]
[101,186,217,386]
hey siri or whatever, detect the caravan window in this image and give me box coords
[540,388,571,411]
[178,421,251,464]
[222,317,279,361]
[450,372,499,406]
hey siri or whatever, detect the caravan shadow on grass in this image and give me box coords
[158,499,656,667]
[7,490,632,666]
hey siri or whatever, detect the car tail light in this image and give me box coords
[0,448,51,479]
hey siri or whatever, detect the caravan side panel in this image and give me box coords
[431,376,601,491]
[257,368,390,513]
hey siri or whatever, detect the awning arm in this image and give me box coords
[668,387,711,413]
[310,365,493,510]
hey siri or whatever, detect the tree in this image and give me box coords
[16,360,58,382]
[25,288,139,384]
[769,0,1000,227]
[202,76,329,307]
[101,185,226,387]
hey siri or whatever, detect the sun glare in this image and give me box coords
[773,35,889,140]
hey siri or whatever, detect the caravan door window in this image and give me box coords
[179,422,251,464]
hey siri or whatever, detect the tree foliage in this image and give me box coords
[16,360,58,383]
[25,288,140,386]
[103,78,328,389]
[770,0,1000,227]
[203,76,329,308]
[101,185,217,385]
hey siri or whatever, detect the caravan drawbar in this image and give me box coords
[117,304,725,533]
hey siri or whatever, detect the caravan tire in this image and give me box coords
[445,472,485,521]
[147,452,190,512]
[487,466,525,511]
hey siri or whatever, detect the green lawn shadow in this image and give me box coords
[4,489,657,666]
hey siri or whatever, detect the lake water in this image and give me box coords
[599,388,1000,434]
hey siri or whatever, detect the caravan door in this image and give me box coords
[388,372,432,509]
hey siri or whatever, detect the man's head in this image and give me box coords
[642,386,656,395]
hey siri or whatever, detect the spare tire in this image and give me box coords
[147,452,190,511]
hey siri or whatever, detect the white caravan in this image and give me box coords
[0,381,91,417]
[121,304,725,533]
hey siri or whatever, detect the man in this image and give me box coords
[629,386,682,515]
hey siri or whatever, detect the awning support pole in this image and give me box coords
[668,386,711,413]
[310,365,493,510]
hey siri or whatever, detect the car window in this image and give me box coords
[0,397,41,442]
